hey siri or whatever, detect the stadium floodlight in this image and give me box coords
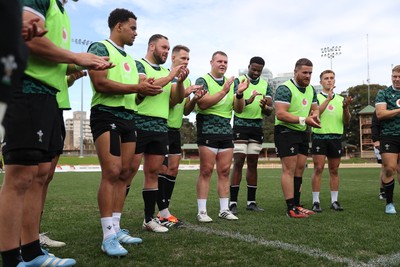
[71,38,93,157]
[321,45,342,70]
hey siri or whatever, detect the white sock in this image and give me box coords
[331,191,338,203]
[230,201,237,206]
[312,192,320,203]
[197,199,207,213]
[247,201,255,206]
[112,212,121,232]
[101,217,115,240]
[159,208,171,219]
[219,197,229,212]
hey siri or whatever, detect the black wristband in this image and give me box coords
[236,93,243,99]
[137,93,145,100]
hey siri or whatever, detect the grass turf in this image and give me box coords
[1,167,397,267]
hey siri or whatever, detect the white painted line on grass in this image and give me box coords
[366,252,400,267]
[185,223,376,267]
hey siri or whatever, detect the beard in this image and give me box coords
[153,49,166,65]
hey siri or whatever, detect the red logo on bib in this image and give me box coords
[62,28,68,41]
[302,98,308,106]
[328,104,335,111]
[396,99,400,107]
[123,62,131,72]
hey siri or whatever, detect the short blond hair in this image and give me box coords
[392,65,400,73]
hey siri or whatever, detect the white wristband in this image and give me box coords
[299,116,306,126]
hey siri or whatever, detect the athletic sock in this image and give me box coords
[197,199,207,214]
[383,180,395,204]
[294,176,302,206]
[1,247,22,267]
[143,189,158,223]
[159,208,171,219]
[156,175,168,212]
[164,174,176,207]
[21,239,43,262]
[125,184,131,197]
[219,197,229,212]
[101,217,115,240]
[112,212,121,232]
[312,191,320,203]
[286,198,295,212]
[247,184,257,203]
[230,185,239,203]
[331,191,339,203]
[156,174,167,210]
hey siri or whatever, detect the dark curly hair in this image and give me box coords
[108,8,137,30]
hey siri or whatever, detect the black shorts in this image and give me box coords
[380,135,400,154]
[197,134,234,149]
[135,130,168,155]
[232,126,263,143]
[311,138,342,158]
[274,126,309,158]
[168,128,181,154]
[2,91,62,162]
[90,108,136,143]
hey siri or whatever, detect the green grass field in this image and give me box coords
[1,167,399,267]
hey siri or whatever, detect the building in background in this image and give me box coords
[358,105,374,158]
[64,111,94,153]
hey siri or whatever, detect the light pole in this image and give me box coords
[71,38,93,157]
[321,45,342,70]
[366,34,371,105]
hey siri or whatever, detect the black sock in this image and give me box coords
[294,176,302,206]
[247,184,257,203]
[21,239,43,262]
[230,185,239,203]
[286,198,295,212]
[156,174,168,211]
[164,174,176,207]
[125,184,131,198]
[143,189,158,223]
[1,247,22,267]
[383,180,395,204]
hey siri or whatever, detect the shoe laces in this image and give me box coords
[120,229,130,235]
[105,236,119,248]
[39,233,51,243]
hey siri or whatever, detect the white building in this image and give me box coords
[64,111,92,151]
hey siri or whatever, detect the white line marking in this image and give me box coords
[367,252,400,266]
[186,223,377,266]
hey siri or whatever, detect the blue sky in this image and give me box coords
[63,0,400,119]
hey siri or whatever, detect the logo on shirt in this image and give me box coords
[123,62,131,73]
[302,98,308,107]
[1,55,17,85]
[62,27,68,42]
[37,130,44,143]
[396,99,400,108]
[327,104,335,111]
